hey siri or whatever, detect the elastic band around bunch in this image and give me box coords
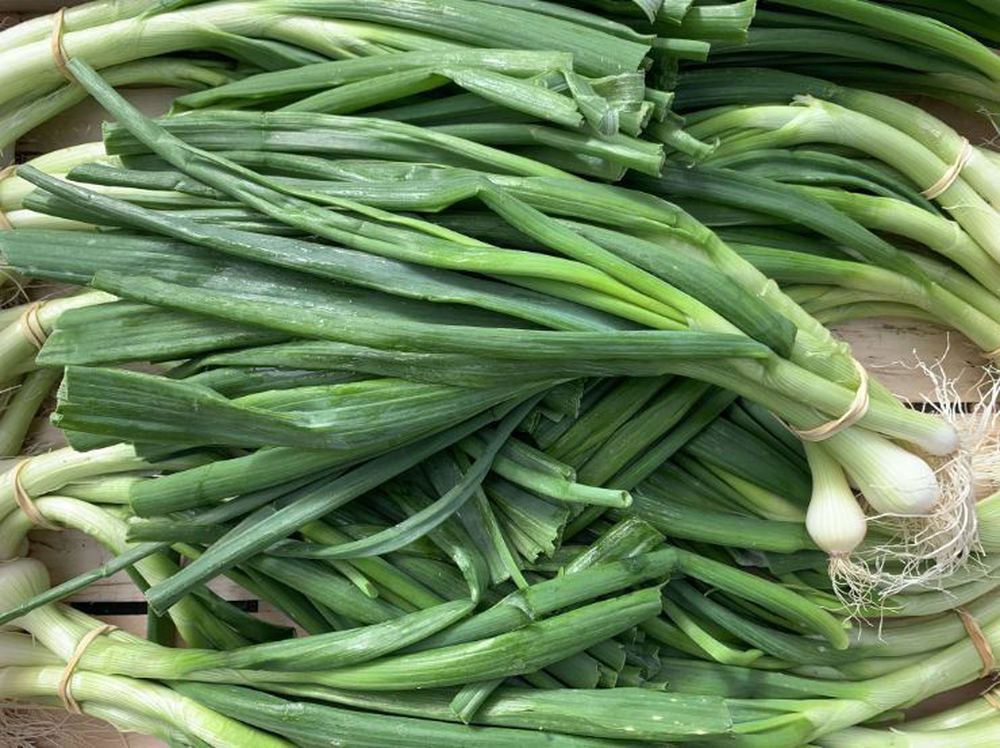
[0,164,14,230]
[49,7,74,83]
[58,624,118,714]
[983,687,1000,711]
[957,607,996,678]
[11,460,60,531]
[921,138,973,200]
[791,359,871,442]
[18,301,48,350]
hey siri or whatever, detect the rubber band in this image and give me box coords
[921,138,973,200]
[11,460,60,532]
[58,624,117,714]
[0,164,14,231]
[49,7,74,83]
[958,607,996,678]
[983,687,1000,711]
[11,461,59,531]
[18,301,48,350]
[791,359,870,442]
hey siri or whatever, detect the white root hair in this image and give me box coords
[830,350,999,611]
[0,701,127,748]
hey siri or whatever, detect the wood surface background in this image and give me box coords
[0,2,996,746]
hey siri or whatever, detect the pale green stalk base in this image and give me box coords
[0,443,152,523]
[0,143,109,211]
[692,100,1000,264]
[0,666,292,748]
[0,291,113,384]
[804,186,1000,294]
[818,717,1000,747]
[829,87,1000,210]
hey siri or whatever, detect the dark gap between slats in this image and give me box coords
[72,599,259,616]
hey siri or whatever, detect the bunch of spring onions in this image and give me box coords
[707,0,1000,113]
[662,74,1000,341]
[0,0,757,152]
[5,56,979,580]
[2,425,1000,745]
[0,0,999,745]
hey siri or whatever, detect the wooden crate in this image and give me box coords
[0,2,995,745]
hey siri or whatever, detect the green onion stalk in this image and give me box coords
[0,444,208,527]
[693,50,1000,115]
[0,141,212,231]
[13,91,957,467]
[707,26,986,79]
[671,67,1000,211]
[887,684,1000,733]
[0,664,293,748]
[683,98,1000,264]
[1,143,110,213]
[0,495,272,649]
[0,367,61,458]
[817,87,1000,211]
[0,0,654,111]
[729,241,1000,355]
[203,610,1000,746]
[0,291,111,386]
[642,156,1000,348]
[818,717,1000,748]
[806,301,937,327]
[798,186,1000,295]
[0,0,160,55]
[766,0,1000,84]
[0,58,243,151]
[3,60,973,587]
[190,679,673,747]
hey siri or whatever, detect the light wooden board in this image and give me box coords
[15,88,184,155]
[835,320,989,403]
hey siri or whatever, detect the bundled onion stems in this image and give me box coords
[0,1,998,745]
[6,57,981,588]
[3,546,1000,745]
[0,52,981,601]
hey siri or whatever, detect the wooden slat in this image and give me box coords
[16,88,183,155]
[835,320,987,403]
[0,12,29,29]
